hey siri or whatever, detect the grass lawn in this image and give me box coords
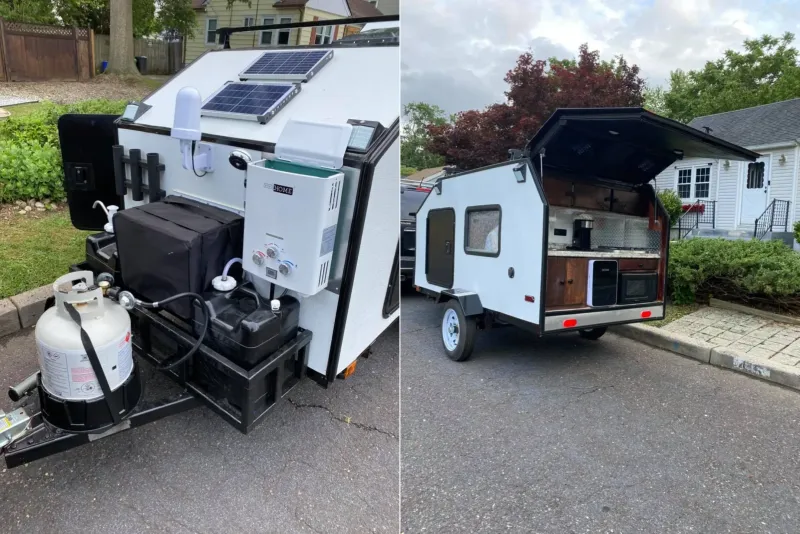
[648,303,700,328]
[1,102,42,119]
[0,209,90,299]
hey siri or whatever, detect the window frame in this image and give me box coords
[463,204,502,258]
[674,164,713,201]
[277,16,293,46]
[243,16,255,27]
[205,17,218,45]
[260,16,275,45]
[314,24,333,45]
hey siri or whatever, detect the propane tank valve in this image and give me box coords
[118,291,137,311]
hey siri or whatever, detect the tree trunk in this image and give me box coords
[107,0,138,75]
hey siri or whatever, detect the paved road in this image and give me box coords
[401,293,800,533]
[0,323,398,534]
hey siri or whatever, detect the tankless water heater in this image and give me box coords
[242,120,352,296]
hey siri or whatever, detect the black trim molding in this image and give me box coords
[463,204,502,258]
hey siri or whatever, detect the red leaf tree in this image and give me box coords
[427,44,646,170]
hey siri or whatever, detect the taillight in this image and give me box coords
[416,187,431,192]
[641,311,652,318]
[563,318,577,328]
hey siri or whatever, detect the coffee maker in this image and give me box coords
[572,216,593,250]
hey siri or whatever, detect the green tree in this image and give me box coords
[55,0,156,36]
[644,86,668,116]
[663,33,800,123]
[401,102,448,170]
[157,0,196,39]
[0,0,57,24]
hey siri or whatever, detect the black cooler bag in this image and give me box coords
[114,196,244,319]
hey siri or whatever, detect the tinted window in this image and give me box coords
[401,189,428,219]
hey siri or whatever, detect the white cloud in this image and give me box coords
[401,0,800,115]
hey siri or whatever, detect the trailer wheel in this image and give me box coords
[578,327,607,340]
[441,300,476,361]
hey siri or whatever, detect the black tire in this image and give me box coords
[578,326,607,340]
[441,300,477,362]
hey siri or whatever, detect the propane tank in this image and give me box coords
[35,271,141,432]
[36,271,133,401]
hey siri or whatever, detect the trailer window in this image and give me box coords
[464,206,501,257]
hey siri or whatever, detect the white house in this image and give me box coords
[654,99,800,237]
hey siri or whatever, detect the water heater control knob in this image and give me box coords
[252,251,266,266]
[265,245,280,260]
[278,262,291,276]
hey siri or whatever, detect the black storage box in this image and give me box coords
[113,196,244,318]
[192,283,300,369]
[85,232,121,280]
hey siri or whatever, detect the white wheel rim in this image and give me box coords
[442,309,460,351]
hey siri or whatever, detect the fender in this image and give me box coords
[436,289,483,317]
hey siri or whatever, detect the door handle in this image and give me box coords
[445,241,451,255]
[567,279,574,284]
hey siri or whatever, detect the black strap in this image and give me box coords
[64,302,122,425]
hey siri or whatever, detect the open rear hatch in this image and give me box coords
[525,107,760,186]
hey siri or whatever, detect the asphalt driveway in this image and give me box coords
[401,292,800,533]
[0,323,398,534]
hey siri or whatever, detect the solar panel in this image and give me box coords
[238,50,333,81]
[200,82,300,123]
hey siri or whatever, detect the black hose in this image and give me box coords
[137,292,209,370]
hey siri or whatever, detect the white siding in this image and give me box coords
[716,160,740,230]
[768,146,795,205]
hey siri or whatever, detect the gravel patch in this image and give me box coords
[0,75,167,105]
[0,96,38,107]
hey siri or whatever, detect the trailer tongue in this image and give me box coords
[414,107,759,361]
[1,18,400,467]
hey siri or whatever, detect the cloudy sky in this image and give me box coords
[401,0,800,116]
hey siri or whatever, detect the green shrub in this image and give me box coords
[401,166,418,177]
[658,189,683,225]
[0,99,126,202]
[0,140,64,202]
[668,238,800,304]
[794,220,800,244]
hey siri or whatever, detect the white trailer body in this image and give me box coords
[114,44,400,382]
[414,108,760,361]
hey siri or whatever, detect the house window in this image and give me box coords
[747,161,765,189]
[206,18,218,45]
[694,166,710,198]
[676,165,711,200]
[677,168,692,199]
[315,25,333,44]
[277,17,292,45]
[260,17,275,45]
[243,16,255,27]
[464,206,501,257]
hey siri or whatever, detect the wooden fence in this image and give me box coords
[0,18,94,82]
[94,35,182,75]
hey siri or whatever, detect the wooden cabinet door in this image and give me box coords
[545,257,566,307]
[563,258,588,307]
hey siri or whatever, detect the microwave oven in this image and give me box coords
[618,272,658,305]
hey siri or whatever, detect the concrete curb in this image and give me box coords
[613,323,800,392]
[0,285,51,339]
[613,323,713,363]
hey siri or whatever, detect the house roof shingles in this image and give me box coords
[346,0,383,17]
[191,0,206,9]
[688,98,800,148]
[272,0,308,7]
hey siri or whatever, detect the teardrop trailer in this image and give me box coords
[413,108,759,361]
[0,17,400,467]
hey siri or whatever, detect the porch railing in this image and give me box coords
[754,199,791,241]
[674,200,716,240]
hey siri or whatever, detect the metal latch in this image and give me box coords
[0,409,31,450]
